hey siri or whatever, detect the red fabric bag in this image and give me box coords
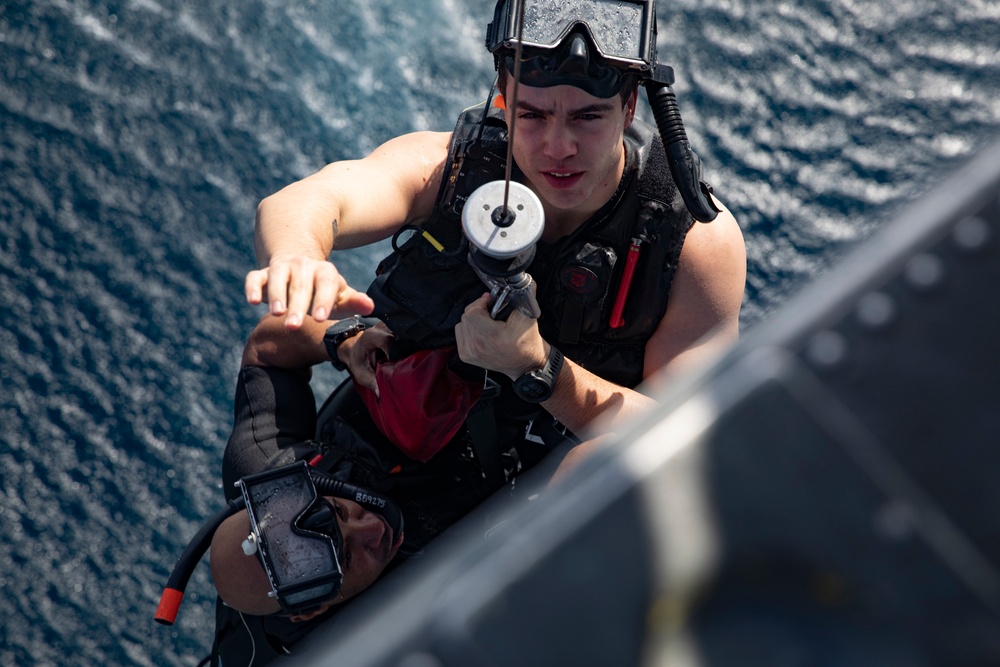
[354,346,483,462]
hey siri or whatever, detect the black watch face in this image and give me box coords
[515,376,551,402]
[328,318,361,345]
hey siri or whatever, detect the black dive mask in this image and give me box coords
[238,462,345,616]
[486,0,657,98]
[155,461,404,625]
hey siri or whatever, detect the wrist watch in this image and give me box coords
[512,345,564,403]
[323,316,378,371]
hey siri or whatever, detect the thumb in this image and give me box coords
[335,289,376,318]
[356,367,380,400]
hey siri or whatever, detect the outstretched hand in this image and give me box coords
[245,256,374,329]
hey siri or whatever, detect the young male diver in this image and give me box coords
[246,0,746,448]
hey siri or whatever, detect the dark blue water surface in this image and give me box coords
[1,0,998,664]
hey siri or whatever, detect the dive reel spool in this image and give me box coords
[462,180,545,321]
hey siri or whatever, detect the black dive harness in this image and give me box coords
[369,106,690,388]
[371,0,712,371]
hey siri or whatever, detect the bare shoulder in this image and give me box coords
[315,130,451,190]
[643,198,747,379]
[305,131,451,231]
[365,131,453,219]
[681,198,746,270]
[368,130,453,165]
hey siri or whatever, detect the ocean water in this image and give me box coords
[0,0,998,665]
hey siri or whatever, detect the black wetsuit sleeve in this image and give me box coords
[221,366,319,500]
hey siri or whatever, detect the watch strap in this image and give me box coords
[543,345,565,392]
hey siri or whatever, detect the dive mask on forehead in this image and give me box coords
[482,0,720,222]
[486,0,656,97]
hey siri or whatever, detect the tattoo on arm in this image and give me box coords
[331,218,339,246]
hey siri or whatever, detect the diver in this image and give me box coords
[246,0,746,451]
[157,312,528,665]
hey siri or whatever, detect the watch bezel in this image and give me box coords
[512,346,563,403]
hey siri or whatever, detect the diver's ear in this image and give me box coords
[289,600,335,623]
[623,89,638,128]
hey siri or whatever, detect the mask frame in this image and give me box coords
[487,0,656,98]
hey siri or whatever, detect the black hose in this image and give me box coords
[644,80,720,223]
[312,472,404,547]
[155,499,245,625]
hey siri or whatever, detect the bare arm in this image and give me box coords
[240,314,329,369]
[642,199,747,385]
[245,131,452,328]
[455,200,746,436]
[241,313,394,398]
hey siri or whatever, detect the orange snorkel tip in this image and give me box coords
[155,587,184,625]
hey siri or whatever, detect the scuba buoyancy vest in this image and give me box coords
[367,104,511,353]
[367,103,693,388]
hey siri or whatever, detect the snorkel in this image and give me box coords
[155,461,403,625]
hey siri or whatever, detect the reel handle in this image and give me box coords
[485,272,541,321]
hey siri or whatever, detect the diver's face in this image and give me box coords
[507,83,635,231]
[323,496,400,603]
[273,496,400,621]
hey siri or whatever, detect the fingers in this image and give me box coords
[455,296,491,366]
[464,292,491,314]
[308,261,340,322]
[244,258,375,330]
[364,350,382,399]
[459,293,492,328]
[244,269,269,306]
[354,367,380,399]
[284,259,320,328]
[376,332,394,357]
[349,345,381,399]
[334,287,375,319]
[456,292,546,378]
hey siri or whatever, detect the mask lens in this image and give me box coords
[518,0,646,62]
